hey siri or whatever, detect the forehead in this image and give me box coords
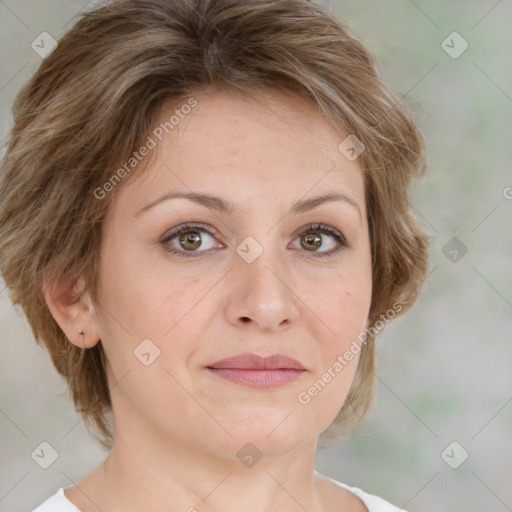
[113,89,366,217]
[169,89,346,165]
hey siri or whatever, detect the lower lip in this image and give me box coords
[207,368,305,389]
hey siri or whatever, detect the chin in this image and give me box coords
[207,408,319,459]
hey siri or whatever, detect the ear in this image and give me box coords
[43,275,100,349]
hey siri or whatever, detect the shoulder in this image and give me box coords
[344,485,408,512]
[30,487,81,512]
[315,470,408,512]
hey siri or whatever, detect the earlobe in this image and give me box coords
[42,275,100,349]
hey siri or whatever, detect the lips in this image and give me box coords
[206,353,306,389]
[208,353,305,370]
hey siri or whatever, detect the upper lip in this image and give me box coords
[208,353,306,370]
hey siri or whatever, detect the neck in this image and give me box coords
[76,408,326,512]
[97,437,323,512]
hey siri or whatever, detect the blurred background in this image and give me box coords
[1,1,511,511]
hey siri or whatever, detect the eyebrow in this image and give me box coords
[135,190,362,219]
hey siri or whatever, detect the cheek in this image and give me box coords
[297,269,371,424]
[328,283,371,381]
[314,270,372,347]
[95,244,213,385]
[96,232,182,337]
[296,327,363,436]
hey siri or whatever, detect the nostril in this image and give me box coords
[240,317,250,323]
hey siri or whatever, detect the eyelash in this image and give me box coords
[161,223,348,259]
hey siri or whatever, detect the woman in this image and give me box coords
[0,0,430,510]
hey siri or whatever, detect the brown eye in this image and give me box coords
[161,224,221,257]
[178,231,203,251]
[300,233,322,251]
[291,223,348,259]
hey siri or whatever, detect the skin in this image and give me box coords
[44,89,372,512]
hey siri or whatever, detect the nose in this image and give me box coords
[224,245,300,332]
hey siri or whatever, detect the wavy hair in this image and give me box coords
[0,0,430,448]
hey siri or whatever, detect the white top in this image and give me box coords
[31,472,408,512]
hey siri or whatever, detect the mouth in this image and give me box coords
[206,353,307,389]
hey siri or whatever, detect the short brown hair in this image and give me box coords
[0,0,430,449]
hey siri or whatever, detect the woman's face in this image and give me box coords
[93,90,372,458]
